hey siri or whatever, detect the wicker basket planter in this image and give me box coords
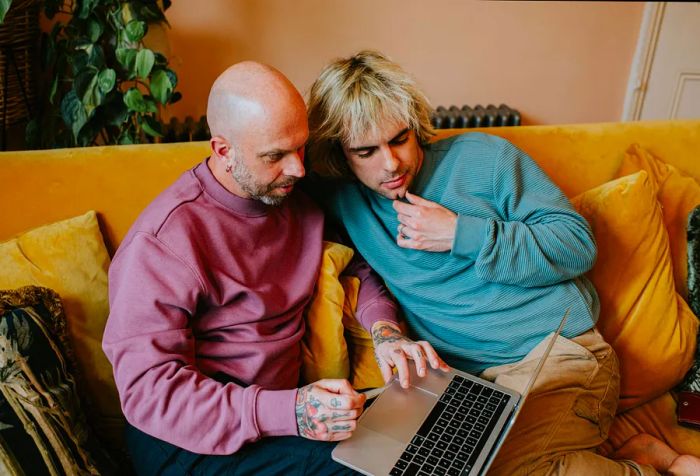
[0,0,38,127]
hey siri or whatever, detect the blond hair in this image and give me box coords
[307,50,435,179]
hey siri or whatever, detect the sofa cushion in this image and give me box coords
[0,211,122,446]
[339,275,385,390]
[301,241,352,384]
[571,171,699,411]
[617,144,700,299]
[301,241,385,389]
[0,286,116,475]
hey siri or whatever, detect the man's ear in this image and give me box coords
[210,136,232,162]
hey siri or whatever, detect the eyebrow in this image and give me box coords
[348,128,410,153]
[257,148,287,158]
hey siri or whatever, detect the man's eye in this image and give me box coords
[391,135,409,145]
[267,153,284,162]
[357,149,374,159]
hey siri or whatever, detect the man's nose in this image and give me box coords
[284,151,306,178]
[379,144,399,172]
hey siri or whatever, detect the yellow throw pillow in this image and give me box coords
[301,241,353,384]
[0,211,122,446]
[617,144,700,299]
[571,171,699,411]
[301,240,385,389]
[340,275,385,390]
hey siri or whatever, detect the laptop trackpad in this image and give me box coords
[361,384,437,444]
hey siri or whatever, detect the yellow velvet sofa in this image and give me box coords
[1,119,700,464]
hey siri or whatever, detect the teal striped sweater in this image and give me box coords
[328,132,599,373]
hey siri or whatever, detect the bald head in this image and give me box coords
[207,61,305,141]
[206,61,309,204]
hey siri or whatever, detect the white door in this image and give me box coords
[623,2,700,121]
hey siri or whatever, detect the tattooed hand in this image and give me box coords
[295,379,366,441]
[371,321,450,389]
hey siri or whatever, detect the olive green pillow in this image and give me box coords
[0,286,116,475]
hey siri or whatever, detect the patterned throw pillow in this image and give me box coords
[680,206,700,393]
[0,286,116,476]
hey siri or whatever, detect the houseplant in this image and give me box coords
[1,0,180,148]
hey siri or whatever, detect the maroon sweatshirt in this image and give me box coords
[102,159,398,454]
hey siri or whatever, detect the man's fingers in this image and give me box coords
[390,349,411,388]
[328,409,362,421]
[315,378,357,396]
[329,431,353,442]
[377,355,395,383]
[417,341,451,371]
[328,420,357,433]
[408,345,427,377]
[418,341,442,369]
[406,191,437,207]
[318,390,365,410]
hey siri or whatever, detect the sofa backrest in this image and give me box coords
[2,119,698,255]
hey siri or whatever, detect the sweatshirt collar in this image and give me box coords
[194,158,271,216]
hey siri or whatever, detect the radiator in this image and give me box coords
[163,116,210,143]
[431,104,521,129]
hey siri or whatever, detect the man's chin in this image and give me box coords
[258,189,293,206]
[376,185,407,200]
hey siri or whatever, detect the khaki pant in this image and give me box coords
[480,329,658,476]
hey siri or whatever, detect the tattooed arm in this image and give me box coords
[371,321,449,389]
[295,379,366,441]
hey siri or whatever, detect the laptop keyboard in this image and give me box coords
[389,375,510,476]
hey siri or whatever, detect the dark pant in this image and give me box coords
[125,424,359,476]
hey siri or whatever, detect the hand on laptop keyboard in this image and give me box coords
[371,321,450,388]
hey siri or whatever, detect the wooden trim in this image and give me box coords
[622,2,666,121]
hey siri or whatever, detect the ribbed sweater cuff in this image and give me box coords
[357,299,400,330]
[452,214,487,259]
[256,388,298,437]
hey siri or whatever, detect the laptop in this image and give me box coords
[332,309,570,476]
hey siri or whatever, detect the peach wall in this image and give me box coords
[160,0,644,125]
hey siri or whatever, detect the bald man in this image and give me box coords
[102,62,445,475]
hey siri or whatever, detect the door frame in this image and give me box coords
[621,2,667,121]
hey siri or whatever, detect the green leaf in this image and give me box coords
[76,0,99,20]
[121,2,135,25]
[77,117,101,146]
[74,70,96,98]
[144,96,158,113]
[125,20,147,42]
[149,69,172,105]
[154,52,168,67]
[0,0,11,24]
[79,73,102,118]
[118,132,135,145]
[140,114,164,138]
[97,68,116,94]
[61,90,88,140]
[86,18,103,42]
[102,92,129,126]
[136,2,166,24]
[135,48,154,79]
[115,47,137,77]
[164,68,178,89]
[25,118,39,148]
[71,42,105,73]
[49,77,58,104]
[123,87,147,113]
